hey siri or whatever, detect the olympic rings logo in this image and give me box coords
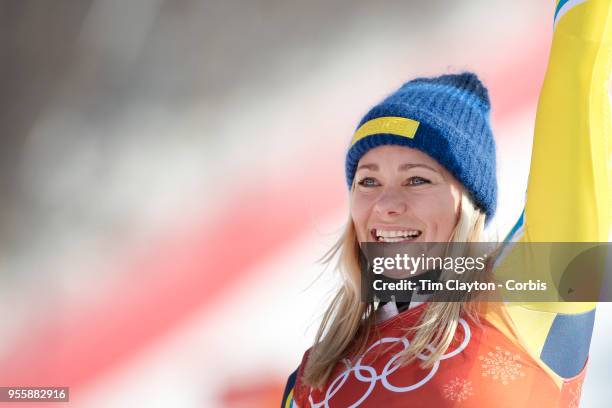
[307,318,471,408]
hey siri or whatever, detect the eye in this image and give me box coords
[406,176,430,186]
[357,177,380,187]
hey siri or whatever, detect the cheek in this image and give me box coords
[414,190,460,236]
[350,193,373,241]
[437,188,462,237]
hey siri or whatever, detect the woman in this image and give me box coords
[282,1,612,406]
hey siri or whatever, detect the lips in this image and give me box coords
[370,227,423,242]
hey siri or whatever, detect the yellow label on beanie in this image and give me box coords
[351,116,420,146]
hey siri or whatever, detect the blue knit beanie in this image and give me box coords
[345,72,497,221]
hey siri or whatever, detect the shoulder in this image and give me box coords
[281,367,298,408]
[282,348,312,408]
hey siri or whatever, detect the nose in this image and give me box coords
[374,188,408,217]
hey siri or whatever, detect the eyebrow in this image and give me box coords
[356,162,440,173]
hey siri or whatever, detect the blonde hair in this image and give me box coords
[302,192,491,389]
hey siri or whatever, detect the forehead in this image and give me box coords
[357,145,441,169]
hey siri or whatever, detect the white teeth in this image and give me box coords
[380,237,404,242]
[374,229,421,241]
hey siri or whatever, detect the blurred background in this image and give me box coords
[1,0,610,407]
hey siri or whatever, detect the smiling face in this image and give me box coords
[351,145,464,243]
